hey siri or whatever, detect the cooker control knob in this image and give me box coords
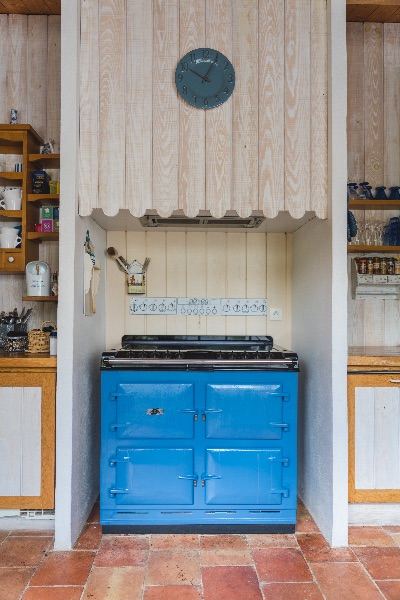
[8,256,15,263]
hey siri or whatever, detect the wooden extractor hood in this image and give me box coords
[347,1,400,22]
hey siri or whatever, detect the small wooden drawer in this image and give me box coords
[0,250,23,271]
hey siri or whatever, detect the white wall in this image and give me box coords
[292,0,348,547]
[55,0,106,549]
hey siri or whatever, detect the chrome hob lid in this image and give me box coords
[101,336,299,371]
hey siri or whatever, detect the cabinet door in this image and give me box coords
[0,372,55,509]
[203,448,289,505]
[348,373,400,502]
[110,382,195,439]
[110,447,195,505]
[204,383,289,439]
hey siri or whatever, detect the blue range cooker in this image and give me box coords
[100,335,299,533]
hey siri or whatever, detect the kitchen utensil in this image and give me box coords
[21,307,33,324]
[106,247,130,275]
[143,257,151,272]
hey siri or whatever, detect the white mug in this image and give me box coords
[3,188,22,200]
[0,233,21,248]
[0,226,18,234]
[0,196,21,210]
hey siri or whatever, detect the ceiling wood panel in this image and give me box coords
[347,2,400,22]
[0,0,60,14]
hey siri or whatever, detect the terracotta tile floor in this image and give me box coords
[1,500,400,599]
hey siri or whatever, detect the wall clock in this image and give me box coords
[175,48,235,109]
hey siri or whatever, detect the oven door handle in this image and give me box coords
[201,473,222,486]
[270,422,290,432]
[178,474,199,487]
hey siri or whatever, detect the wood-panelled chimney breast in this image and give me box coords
[79,0,328,221]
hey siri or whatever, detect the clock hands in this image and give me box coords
[201,52,219,84]
[189,68,210,82]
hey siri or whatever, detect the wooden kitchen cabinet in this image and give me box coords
[0,353,56,509]
[348,350,400,503]
[0,124,60,272]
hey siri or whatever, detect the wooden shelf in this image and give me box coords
[346,2,400,23]
[349,200,400,210]
[27,232,59,242]
[0,210,22,219]
[29,153,60,167]
[348,245,400,253]
[22,296,58,302]
[27,194,59,206]
[0,172,23,181]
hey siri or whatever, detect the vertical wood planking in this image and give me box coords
[383,23,400,187]
[21,388,41,496]
[105,230,288,345]
[364,23,384,189]
[364,300,385,347]
[126,231,147,334]
[153,0,179,218]
[355,388,375,489]
[126,0,152,217]
[266,233,287,346]
[79,0,99,214]
[347,23,365,183]
[46,16,61,150]
[246,234,267,336]
[226,233,246,334]
[99,0,125,214]
[205,0,232,218]
[285,0,311,217]
[206,232,226,334]
[0,15,8,122]
[232,0,258,218]
[0,388,22,496]
[179,0,205,218]
[374,388,400,489]
[310,0,327,218]
[166,232,187,333]
[384,301,400,346]
[27,16,48,140]
[259,0,284,218]
[7,15,28,125]
[146,231,167,333]
[186,233,207,334]
[106,231,126,348]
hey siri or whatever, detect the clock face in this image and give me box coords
[175,48,235,109]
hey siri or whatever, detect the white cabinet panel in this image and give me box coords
[355,386,400,490]
[0,387,41,497]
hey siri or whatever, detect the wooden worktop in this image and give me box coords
[348,347,400,369]
[0,350,57,372]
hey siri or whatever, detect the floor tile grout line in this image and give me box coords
[293,534,328,600]
[18,534,55,600]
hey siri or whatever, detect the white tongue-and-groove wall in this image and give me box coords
[106,230,291,350]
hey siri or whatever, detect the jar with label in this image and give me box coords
[380,257,388,275]
[51,271,58,296]
[366,257,374,275]
[49,331,57,355]
[358,258,367,274]
[395,258,400,275]
[387,258,395,275]
[373,257,381,274]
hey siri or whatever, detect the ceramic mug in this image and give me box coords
[0,226,19,234]
[0,196,22,210]
[0,232,21,248]
[3,188,21,200]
